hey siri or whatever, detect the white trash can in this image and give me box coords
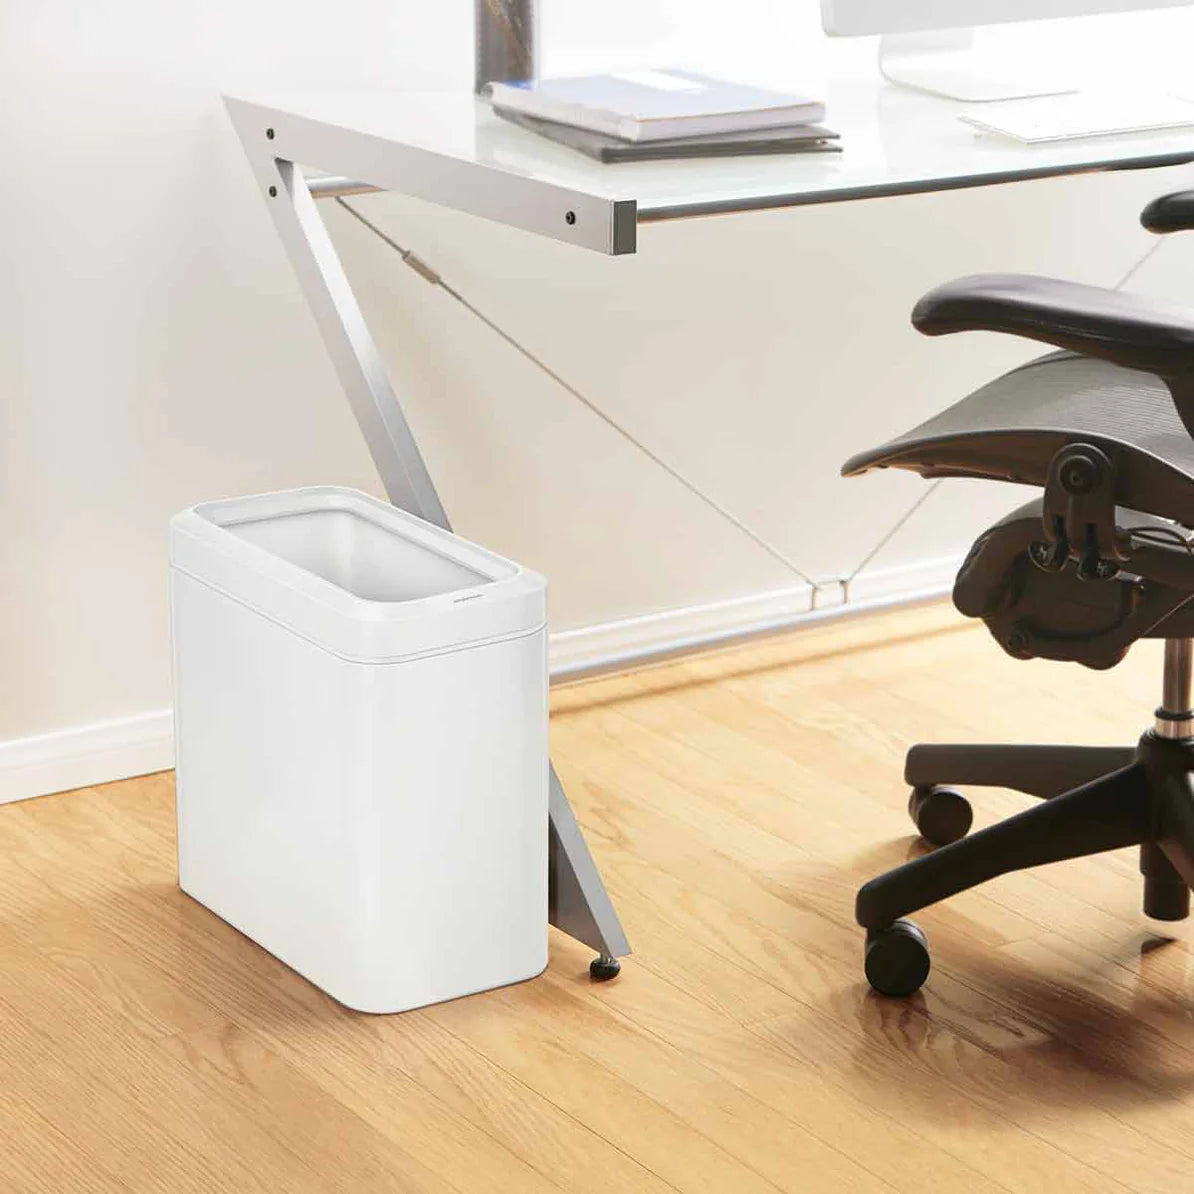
[169,486,549,1013]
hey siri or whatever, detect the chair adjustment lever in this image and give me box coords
[1126,536,1194,591]
[1031,444,1128,581]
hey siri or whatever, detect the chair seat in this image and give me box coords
[842,351,1194,523]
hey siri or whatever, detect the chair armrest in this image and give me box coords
[1142,191,1194,234]
[912,273,1194,382]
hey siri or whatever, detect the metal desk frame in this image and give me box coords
[225,84,1194,971]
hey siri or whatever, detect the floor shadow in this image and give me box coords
[758,838,1194,1117]
[850,928,1194,1115]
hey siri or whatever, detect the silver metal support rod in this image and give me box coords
[475,0,537,94]
[549,770,630,959]
[1162,639,1193,713]
[1157,638,1194,739]
[262,158,449,524]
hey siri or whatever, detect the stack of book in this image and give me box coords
[486,69,839,163]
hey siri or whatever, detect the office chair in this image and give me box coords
[843,188,1194,997]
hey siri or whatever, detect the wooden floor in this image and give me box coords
[3,603,1193,1193]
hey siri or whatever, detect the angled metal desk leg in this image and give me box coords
[230,138,630,972]
[549,767,629,966]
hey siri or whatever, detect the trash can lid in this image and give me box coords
[170,487,546,663]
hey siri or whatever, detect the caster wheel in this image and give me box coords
[908,785,972,847]
[864,919,930,997]
[589,954,621,982]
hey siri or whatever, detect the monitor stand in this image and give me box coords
[879,29,1079,102]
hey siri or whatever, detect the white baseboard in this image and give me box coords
[548,554,962,679]
[0,709,175,807]
[841,553,961,607]
[0,555,961,805]
[550,580,818,677]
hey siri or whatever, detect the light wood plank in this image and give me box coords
[0,601,1191,1192]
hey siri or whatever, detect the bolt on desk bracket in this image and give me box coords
[227,99,630,972]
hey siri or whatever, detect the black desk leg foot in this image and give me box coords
[589,953,621,982]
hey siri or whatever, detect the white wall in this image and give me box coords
[3,0,1194,798]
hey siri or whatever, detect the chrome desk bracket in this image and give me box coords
[226,101,630,967]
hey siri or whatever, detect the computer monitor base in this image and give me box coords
[879,29,1078,102]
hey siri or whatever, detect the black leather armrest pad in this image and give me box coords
[912,273,1194,379]
[1142,191,1194,234]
